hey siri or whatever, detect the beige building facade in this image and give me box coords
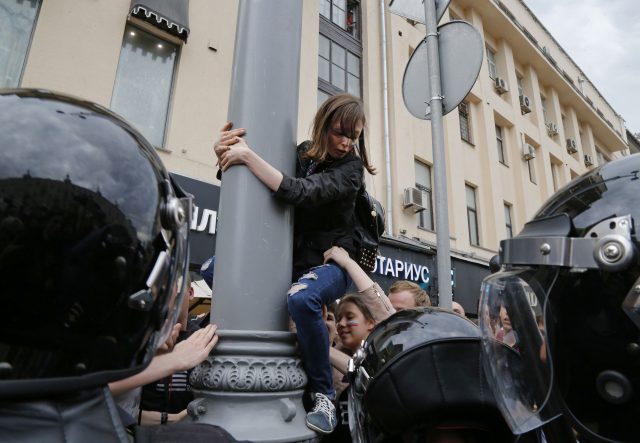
[2,0,630,309]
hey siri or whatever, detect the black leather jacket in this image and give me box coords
[274,142,363,278]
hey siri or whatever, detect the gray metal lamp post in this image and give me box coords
[187,1,316,441]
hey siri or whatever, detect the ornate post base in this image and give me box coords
[187,330,318,442]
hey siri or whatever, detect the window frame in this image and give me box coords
[504,203,513,239]
[527,157,537,184]
[459,101,473,144]
[465,184,480,246]
[415,161,434,231]
[496,124,507,165]
[540,94,549,124]
[486,46,497,80]
[318,0,362,99]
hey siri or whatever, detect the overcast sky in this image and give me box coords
[523,0,640,133]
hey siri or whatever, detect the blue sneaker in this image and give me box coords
[305,393,337,434]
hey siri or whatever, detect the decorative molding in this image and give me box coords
[190,356,307,392]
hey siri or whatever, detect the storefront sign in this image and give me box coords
[171,173,220,265]
[373,255,431,285]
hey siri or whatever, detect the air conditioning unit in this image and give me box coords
[403,187,426,213]
[584,154,594,167]
[519,95,532,114]
[494,76,509,94]
[522,143,536,161]
[566,138,578,154]
[546,122,559,137]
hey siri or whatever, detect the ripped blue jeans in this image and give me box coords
[287,263,351,399]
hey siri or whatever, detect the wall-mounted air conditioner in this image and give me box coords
[494,76,508,94]
[522,143,536,161]
[566,138,578,154]
[546,122,559,137]
[403,187,426,213]
[519,95,532,114]
[584,154,594,167]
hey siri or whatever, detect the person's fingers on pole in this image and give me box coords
[205,334,219,354]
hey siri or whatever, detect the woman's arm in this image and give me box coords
[217,134,284,192]
[274,159,362,207]
[324,246,396,323]
[329,346,351,375]
[324,246,372,291]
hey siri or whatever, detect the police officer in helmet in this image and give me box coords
[347,307,539,442]
[479,154,640,442]
[0,89,194,442]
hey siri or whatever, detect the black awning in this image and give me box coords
[130,0,190,41]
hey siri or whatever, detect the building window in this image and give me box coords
[466,185,480,246]
[550,159,560,192]
[496,125,506,165]
[504,203,513,238]
[459,102,472,144]
[111,24,178,148]
[0,0,41,88]
[486,47,497,79]
[528,157,537,184]
[319,1,361,100]
[516,75,524,97]
[540,94,549,124]
[596,149,608,165]
[320,0,359,38]
[415,161,434,231]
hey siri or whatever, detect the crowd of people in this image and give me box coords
[1,89,637,443]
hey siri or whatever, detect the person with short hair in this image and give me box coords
[388,280,430,310]
[451,301,466,317]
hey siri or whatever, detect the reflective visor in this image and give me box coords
[478,269,561,434]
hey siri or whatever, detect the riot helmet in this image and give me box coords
[0,90,192,398]
[478,154,640,442]
[348,307,518,443]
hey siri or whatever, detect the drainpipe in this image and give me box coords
[380,0,394,235]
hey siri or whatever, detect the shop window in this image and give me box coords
[0,0,41,88]
[459,102,473,144]
[318,0,361,100]
[466,184,480,246]
[415,161,434,231]
[111,24,178,148]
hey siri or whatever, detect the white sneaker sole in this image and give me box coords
[305,418,335,435]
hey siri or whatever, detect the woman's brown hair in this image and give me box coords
[336,293,376,324]
[306,93,376,174]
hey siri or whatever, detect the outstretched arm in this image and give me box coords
[109,324,218,396]
[213,122,283,192]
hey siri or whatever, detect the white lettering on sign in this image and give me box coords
[190,205,217,235]
[373,256,430,285]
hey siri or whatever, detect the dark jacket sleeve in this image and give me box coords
[273,156,363,208]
